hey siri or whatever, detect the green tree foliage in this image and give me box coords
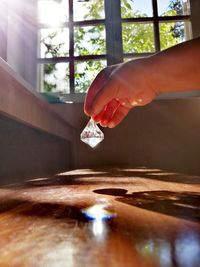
[168,0,187,39]
[169,0,185,15]
[121,0,184,52]
[41,0,187,94]
[75,60,106,93]
[74,0,106,92]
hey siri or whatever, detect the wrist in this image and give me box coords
[142,56,165,96]
[125,58,160,105]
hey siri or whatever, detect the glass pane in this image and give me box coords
[158,0,190,16]
[159,21,192,50]
[75,60,107,93]
[121,0,153,18]
[73,0,105,21]
[38,0,68,26]
[122,23,155,53]
[40,63,69,93]
[39,28,69,58]
[74,25,106,56]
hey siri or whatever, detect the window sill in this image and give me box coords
[42,91,200,106]
[0,58,76,141]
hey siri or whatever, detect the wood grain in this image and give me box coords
[0,167,199,267]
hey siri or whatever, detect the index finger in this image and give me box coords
[84,65,117,116]
[90,78,119,116]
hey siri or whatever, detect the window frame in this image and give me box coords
[37,0,193,103]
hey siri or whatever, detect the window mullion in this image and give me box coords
[152,0,160,52]
[190,0,200,38]
[105,0,123,65]
[69,0,75,94]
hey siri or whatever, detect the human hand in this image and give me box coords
[84,59,158,128]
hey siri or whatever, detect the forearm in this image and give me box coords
[145,37,200,94]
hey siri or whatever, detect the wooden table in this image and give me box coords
[0,168,200,267]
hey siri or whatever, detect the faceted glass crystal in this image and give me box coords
[80,119,104,148]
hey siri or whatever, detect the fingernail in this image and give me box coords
[108,122,115,128]
[131,101,138,106]
[131,99,143,106]
[100,123,107,127]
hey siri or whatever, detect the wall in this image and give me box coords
[52,98,200,175]
[6,0,38,88]
[0,115,72,185]
[0,1,8,60]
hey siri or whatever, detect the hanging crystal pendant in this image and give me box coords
[80,118,104,148]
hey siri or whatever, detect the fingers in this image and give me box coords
[84,65,117,116]
[107,105,130,128]
[93,101,131,128]
[90,78,119,116]
[93,99,121,126]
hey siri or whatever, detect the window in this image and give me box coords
[37,0,192,102]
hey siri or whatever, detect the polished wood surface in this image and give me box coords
[0,168,200,267]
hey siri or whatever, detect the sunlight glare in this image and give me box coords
[82,201,116,241]
[38,0,68,26]
[82,202,114,221]
[92,219,105,237]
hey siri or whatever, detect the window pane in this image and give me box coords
[74,25,106,56]
[39,28,69,58]
[38,0,69,26]
[159,21,192,50]
[121,0,152,18]
[122,23,155,53]
[73,0,105,21]
[40,63,69,93]
[158,0,190,16]
[75,60,107,93]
